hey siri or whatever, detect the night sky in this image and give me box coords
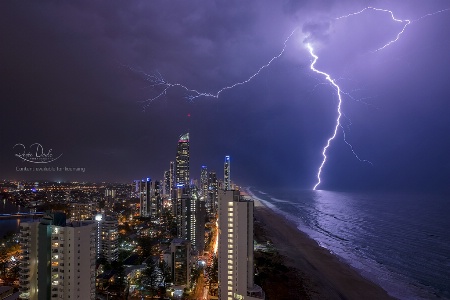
[1,0,450,192]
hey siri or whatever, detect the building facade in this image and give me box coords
[70,202,95,221]
[200,165,208,197]
[175,133,190,187]
[224,156,231,191]
[207,172,218,217]
[19,213,96,300]
[170,238,191,287]
[95,215,119,263]
[218,190,264,300]
[139,178,151,217]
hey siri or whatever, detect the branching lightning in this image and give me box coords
[138,28,297,109]
[310,6,448,190]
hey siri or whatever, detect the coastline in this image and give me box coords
[252,198,395,300]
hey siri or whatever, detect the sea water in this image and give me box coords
[248,188,450,300]
[0,199,30,239]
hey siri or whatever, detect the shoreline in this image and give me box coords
[252,198,395,300]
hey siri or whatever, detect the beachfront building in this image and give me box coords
[218,190,265,300]
[19,212,96,300]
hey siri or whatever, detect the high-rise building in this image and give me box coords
[138,178,162,220]
[19,213,96,300]
[218,190,265,300]
[164,161,176,199]
[104,189,116,198]
[170,238,191,287]
[207,172,218,217]
[139,178,151,217]
[200,165,208,197]
[70,202,95,221]
[169,161,175,198]
[224,155,231,190]
[176,133,190,187]
[95,214,119,263]
[164,170,170,196]
[173,186,205,254]
[151,180,162,220]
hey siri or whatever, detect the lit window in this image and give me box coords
[228,202,233,207]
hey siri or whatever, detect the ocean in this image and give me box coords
[248,188,450,300]
[0,198,31,239]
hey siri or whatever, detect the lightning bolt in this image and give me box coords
[137,28,298,109]
[307,44,343,191]
[310,6,449,190]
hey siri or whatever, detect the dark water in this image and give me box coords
[0,199,30,239]
[248,188,450,300]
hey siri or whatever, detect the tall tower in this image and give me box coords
[139,178,151,217]
[218,190,265,300]
[176,133,190,187]
[200,165,208,197]
[208,171,218,217]
[224,155,231,190]
[169,161,175,198]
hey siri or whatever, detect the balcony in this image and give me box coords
[19,269,30,276]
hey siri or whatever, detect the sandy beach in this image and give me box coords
[253,198,395,300]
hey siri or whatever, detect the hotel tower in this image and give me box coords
[218,190,265,300]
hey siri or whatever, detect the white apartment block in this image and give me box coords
[19,213,96,300]
[95,214,119,262]
[218,190,264,300]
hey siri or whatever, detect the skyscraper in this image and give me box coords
[139,178,151,217]
[170,238,191,287]
[176,133,190,187]
[164,161,176,199]
[200,165,208,197]
[207,171,218,217]
[218,190,265,300]
[224,155,231,190]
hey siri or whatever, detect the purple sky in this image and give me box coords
[1,0,450,192]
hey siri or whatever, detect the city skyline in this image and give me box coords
[1,1,450,192]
